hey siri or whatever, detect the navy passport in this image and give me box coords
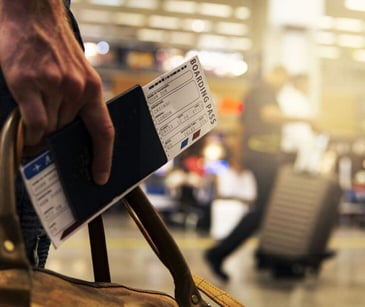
[47,85,167,221]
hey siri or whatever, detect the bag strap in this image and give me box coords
[121,188,244,307]
[122,188,207,306]
[88,216,111,282]
[0,109,32,305]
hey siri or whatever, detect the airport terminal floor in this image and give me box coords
[46,209,365,307]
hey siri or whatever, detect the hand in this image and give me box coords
[0,0,115,185]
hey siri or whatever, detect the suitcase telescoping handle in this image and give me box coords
[0,109,243,307]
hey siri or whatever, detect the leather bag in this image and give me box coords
[0,110,244,306]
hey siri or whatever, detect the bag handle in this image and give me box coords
[0,109,30,270]
[121,189,244,307]
[0,109,32,305]
[122,189,207,306]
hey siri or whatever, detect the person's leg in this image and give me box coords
[205,155,278,281]
[15,173,51,267]
[205,208,262,281]
[37,231,52,268]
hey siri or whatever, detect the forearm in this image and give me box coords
[0,0,76,79]
[0,0,67,26]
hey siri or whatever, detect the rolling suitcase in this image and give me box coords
[255,164,342,278]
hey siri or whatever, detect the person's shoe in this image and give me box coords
[204,250,230,282]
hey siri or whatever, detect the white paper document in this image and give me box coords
[20,56,218,247]
[21,151,76,247]
[143,56,217,159]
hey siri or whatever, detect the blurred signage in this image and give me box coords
[218,98,243,115]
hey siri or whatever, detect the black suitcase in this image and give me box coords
[255,165,342,278]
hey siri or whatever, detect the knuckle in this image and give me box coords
[64,73,85,97]
[86,72,103,91]
[9,71,34,88]
[32,65,59,83]
[27,114,48,132]
[10,67,63,90]
[42,70,62,87]
[63,69,102,100]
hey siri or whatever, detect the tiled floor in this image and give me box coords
[47,212,365,307]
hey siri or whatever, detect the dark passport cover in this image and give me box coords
[47,85,168,221]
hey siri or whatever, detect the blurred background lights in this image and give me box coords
[345,0,365,12]
[97,41,110,55]
[232,61,249,77]
[84,41,110,57]
[161,54,186,71]
[84,42,98,58]
[191,19,207,32]
[186,50,248,77]
[203,138,226,161]
[89,0,124,6]
[353,49,365,62]
[203,143,224,161]
[159,49,248,77]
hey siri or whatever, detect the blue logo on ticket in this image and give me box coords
[23,151,55,180]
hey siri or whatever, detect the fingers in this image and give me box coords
[60,70,115,185]
[17,75,114,186]
[80,87,115,185]
[38,70,63,133]
[85,112,114,186]
[57,72,85,128]
[10,67,64,144]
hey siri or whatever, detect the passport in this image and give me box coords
[47,85,168,221]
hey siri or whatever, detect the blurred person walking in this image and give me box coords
[277,73,319,171]
[205,66,289,282]
[209,157,257,241]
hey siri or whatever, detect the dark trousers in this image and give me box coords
[209,152,279,261]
